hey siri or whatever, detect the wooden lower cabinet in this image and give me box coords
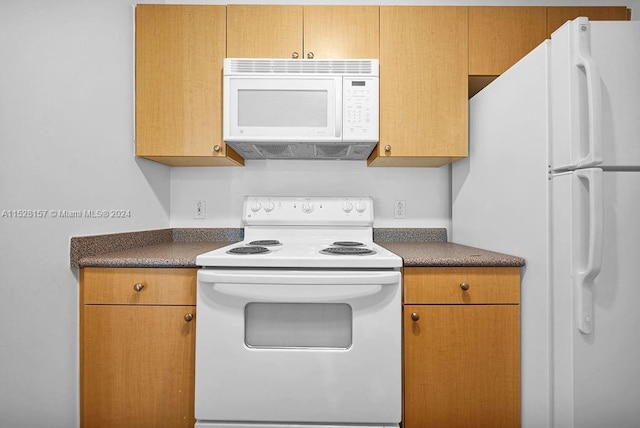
[403,267,521,428]
[80,267,197,428]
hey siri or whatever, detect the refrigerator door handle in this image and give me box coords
[572,18,603,168]
[574,168,604,334]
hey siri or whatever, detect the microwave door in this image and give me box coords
[224,76,341,142]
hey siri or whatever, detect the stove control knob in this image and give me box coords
[342,201,353,213]
[264,201,275,213]
[355,201,367,213]
[250,200,262,212]
[302,201,315,213]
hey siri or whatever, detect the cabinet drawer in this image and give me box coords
[81,267,197,305]
[404,267,520,304]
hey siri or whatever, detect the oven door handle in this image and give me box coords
[212,282,384,301]
[200,271,399,301]
[200,270,400,286]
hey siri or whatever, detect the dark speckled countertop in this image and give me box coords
[377,241,524,267]
[70,227,524,268]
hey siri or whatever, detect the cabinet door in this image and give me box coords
[81,305,196,428]
[370,7,468,167]
[303,6,379,59]
[469,7,547,77]
[547,6,630,36]
[227,5,303,58]
[404,304,520,428]
[135,5,243,166]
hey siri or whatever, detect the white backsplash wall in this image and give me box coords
[171,160,451,229]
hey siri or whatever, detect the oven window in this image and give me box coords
[244,303,352,349]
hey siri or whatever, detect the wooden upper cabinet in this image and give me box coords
[227,5,379,59]
[303,6,379,59]
[469,6,547,77]
[547,6,630,36]
[227,5,303,58]
[135,5,243,166]
[369,6,468,167]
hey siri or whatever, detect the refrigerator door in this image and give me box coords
[551,169,640,427]
[550,19,640,170]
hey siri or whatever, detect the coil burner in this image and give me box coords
[227,246,270,255]
[248,240,282,247]
[332,241,365,247]
[320,247,376,256]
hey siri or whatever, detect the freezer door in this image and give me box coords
[551,169,640,427]
[550,19,640,170]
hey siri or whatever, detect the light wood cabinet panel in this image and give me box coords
[227,5,378,59]
[80,268,197,427]
[135,5,243,166]
[227,5,303,58]
[404,304,520,427]
[547,6,630,36]
[469,7,547,77]
[403,266,521,428]
[369,6,468,167]
[82,267,196,305]
[303,6,379,59]
[404,266,520,304]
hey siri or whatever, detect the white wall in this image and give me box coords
[170,161,451,228]
[0,1,170,426]
[1,1,639,427]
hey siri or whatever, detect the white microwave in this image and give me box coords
[223,58,379,160]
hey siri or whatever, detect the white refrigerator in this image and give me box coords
[452,18,640,428]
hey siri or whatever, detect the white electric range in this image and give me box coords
[195,196,402,428]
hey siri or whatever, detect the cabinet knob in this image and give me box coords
[307,52,315,59]
[292,52,299,59]
[133,283,144,292]
[384,144,391,152]
[410,312,420,322]
[460,282,470,291]
[184,313,194,322]
[213,144,221,153]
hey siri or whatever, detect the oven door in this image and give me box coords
[195,269,401,426]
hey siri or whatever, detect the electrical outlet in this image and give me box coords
[394,200,406,219]
[194,200,206,219]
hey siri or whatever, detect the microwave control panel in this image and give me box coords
[343,77,379,142]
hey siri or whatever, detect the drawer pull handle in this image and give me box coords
[184,313,194,322]
[133,283,144,292]
[460,282,470,291]
[410,312,420,322]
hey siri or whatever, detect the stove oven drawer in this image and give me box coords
[81,267,196,305]
[404,266,520,304]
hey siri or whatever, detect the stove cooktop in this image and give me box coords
[196,196,402,269]
[198,239,399,269]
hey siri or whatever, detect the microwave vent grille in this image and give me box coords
[314,145,350,158]
[255,144,295,158]
[225,59,378,76]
